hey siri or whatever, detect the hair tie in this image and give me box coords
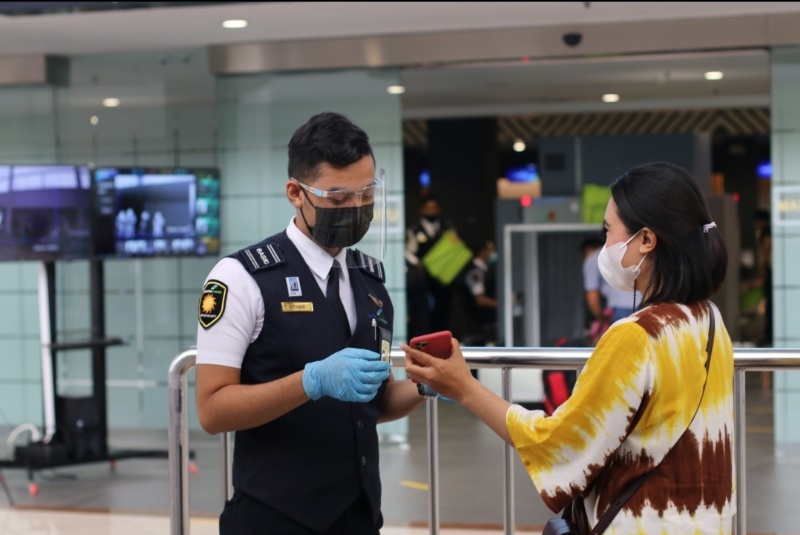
[703,221,717,233]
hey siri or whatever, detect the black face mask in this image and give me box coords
[301,196,374,248]
[422,214,441,224]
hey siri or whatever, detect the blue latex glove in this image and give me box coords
[303,348,391,402]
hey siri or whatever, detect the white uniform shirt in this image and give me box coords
[404,217,442,266]
[582,248,638,310]
[196,218,355,368]
[464,258,489,296]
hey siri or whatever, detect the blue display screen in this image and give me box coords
[757,161,771,180]
[92,166,221,258]
[506,163,539,183]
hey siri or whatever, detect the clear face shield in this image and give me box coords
[293,168,387,269]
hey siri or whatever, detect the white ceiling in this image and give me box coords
[400,49,771,117]
[0,2,796,117]
[1,2,800,57]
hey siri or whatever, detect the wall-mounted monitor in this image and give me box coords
[92,166,220,259]
[506,163,540,183]
[757,161,772,180]
[0,165,93,261]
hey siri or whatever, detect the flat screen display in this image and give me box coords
[506,163,539,183]
[92,166,220,258]
[757,161,772,180]
[0,165,93,261]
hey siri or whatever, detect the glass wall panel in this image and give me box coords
[770,46,800,457]
[0,48,218,432]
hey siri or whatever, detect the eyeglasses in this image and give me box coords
[291,172,384,205]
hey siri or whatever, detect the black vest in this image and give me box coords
[229,231,393,533]
[411,218,451,261]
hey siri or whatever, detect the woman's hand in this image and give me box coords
[401,338,477,403]
[402,338,513,443]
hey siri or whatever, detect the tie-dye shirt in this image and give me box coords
[507,301,735,534]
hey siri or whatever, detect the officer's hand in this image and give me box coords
[302,348,391,402]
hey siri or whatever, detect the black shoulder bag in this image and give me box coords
[543,303,715,535]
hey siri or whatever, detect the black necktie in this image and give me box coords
[327,260,351,338]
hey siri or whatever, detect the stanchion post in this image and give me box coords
[502,367,515,535]
[221,432,233,504]
[168,350,196,535]
[735,369,747,535]
[427,397,440,535]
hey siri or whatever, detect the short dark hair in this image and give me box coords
[580,234,605,253]
[420,194,442,207]
[754,208,770,224]
[610,161,727,307]
[287,112,374,184]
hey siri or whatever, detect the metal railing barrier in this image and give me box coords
[168,346,800,535]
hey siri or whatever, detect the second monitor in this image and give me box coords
[92,166,220,259]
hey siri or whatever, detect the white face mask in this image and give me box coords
[597,230,647,292]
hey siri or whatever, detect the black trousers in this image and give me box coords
[219,490,381,535]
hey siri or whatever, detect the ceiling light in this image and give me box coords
[704,71,724,80]
[222,19,248,29]
[102,98,120,107]
[387,85,406,95]
[513,140,526,152]
[90,115,99,125]
[602,93,620,103]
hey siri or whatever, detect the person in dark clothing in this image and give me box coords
[753,209,773,389]
[195,112,426,535]
[753,209,773,347]
[404,194,458,335]
[460,239,499,346]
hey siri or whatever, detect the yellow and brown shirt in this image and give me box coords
[508,301,735,534]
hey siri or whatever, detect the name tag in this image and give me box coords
[281,302,314,312]
[378,326,392,363]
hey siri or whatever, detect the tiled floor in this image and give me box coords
[0,372,796,534]
[0,509,539,535]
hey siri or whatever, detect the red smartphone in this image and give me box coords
[409,330,453,359]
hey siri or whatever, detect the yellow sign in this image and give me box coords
[421,229,473,285]
[581,184,611,224]
[281,302,314,312]
[778,198,800,214]
[774,185,800,227]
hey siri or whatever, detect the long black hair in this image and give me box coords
[610,161,728,307]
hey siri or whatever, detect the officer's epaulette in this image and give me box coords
[353,249,385,283]
[238,242,285,273]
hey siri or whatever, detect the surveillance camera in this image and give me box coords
[563,32,582,47]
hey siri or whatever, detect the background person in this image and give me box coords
[752,209,773,389]
[195,112,426,535]
[581,234,640,344]
[459,239,499,347]
[405,194,459,335]
[753,209,773,348]
[403,161,734,533]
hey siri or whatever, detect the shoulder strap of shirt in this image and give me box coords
[350,249,385,283]
[235,241,286,273]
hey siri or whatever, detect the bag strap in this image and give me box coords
[587,301,716,535]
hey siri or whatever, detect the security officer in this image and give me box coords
[404,194,456,333]
[460,240,498,347]
[195,112,428,535]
